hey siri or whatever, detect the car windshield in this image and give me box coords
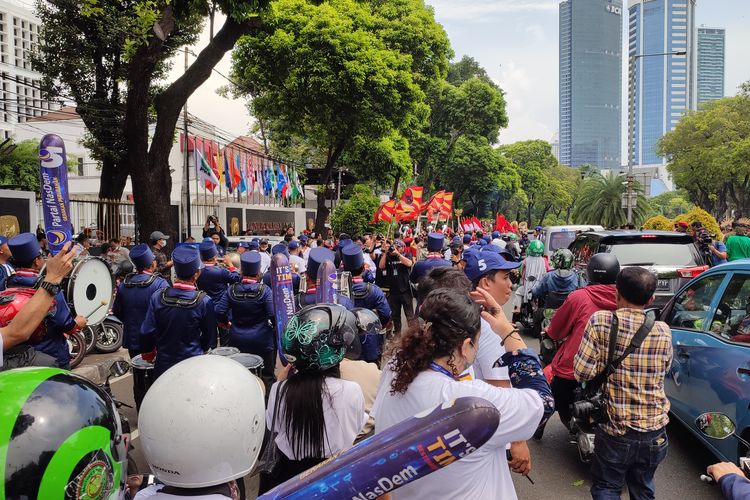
[549,231,577,251]
[604,240,700,267]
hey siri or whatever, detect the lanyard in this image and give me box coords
[429,362,456,379]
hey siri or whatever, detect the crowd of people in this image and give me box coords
[2,215,750,500]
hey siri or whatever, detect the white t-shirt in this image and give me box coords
[289,254,307,274]
[472,319,509,382]
[267,377,366,461]
[135,485,228,499]
[258,251,271,274]
[372,370,543,500]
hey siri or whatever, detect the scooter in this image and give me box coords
[538,290,571,365]
[696,411,750,484]
[568,388,604,463]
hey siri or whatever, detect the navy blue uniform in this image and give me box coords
[141,283,217,378]
[1,270,76,367]
[215,279,275,355]
[196,263,240,304]
[112,271,169,354]
[351,277,391,362]
[410,255,451,285]
[0,262,14,288]
[263,270,301,294]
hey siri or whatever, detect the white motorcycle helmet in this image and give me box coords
[138,355,265,488]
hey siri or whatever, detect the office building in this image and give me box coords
[627,0,696,166]
[697,26,725,105]
[559,0,622,169]
[0,0,59,140]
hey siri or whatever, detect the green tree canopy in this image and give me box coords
[0,140,48,192]
[647,190,692,219]
[330,184,386,236]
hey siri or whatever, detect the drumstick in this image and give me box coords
[86,299,109,319]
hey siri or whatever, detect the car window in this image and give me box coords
[708,273,750,344]
[572,235,597,266]
[669,274,726,330]
[604,242,700,267]
[549,231,577,252]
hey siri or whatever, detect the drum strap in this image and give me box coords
[229,282,266,301]
[123,272,159,288]
[159,288,206,309]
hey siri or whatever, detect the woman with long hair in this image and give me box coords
[372,287,554,499]
[259,304,366,492]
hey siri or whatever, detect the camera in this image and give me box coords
[572,390,608,423]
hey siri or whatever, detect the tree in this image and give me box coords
[330,184,386,236]
[648,190,692,219]
[658,95,750,217]
[34,0,269,242]
[231,0,444,231]
[572,172,650,228]
[0,140,49,191]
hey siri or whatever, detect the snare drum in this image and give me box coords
[228,353,264,378]
[131,354,154,410]
[64,257,114,325]
[208,346,240,357]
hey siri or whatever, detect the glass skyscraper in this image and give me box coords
[627,0,696,166]
[559,0,622,169]
[697,27,725,105]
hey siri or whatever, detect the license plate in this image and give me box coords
[657,279,671,290]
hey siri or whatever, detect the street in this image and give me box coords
[77,341,726,500]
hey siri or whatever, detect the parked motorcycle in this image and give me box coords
[66,329,86,368]
[538,290,572,366]
[94,315,124,353]
[697,412,750,484]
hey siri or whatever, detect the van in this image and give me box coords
[541,225,604,259]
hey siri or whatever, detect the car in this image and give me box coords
[568,230,706,307]
[658,259,750,462]
[541,225,604,260]
[225,235,285,253]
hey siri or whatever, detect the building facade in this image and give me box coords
[559,0,622,169]
[627,0,696,166]
[697,26,725,106]
[0,0,58,140]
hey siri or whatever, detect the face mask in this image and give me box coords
[160,239,166,247]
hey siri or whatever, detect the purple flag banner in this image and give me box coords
[38,134,72,255]
[315,260,337,304]
[270,253,295,366]
[258,396,500,499]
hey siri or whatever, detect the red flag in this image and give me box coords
[371,199,397,224]
[179,133,195,152]
[395,186,424,221]
[472,216,482,232]
[439,192,453,220]
[423,191,444,222]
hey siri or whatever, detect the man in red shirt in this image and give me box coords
[541,253,619,434]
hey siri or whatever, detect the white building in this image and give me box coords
[0,0,59,140]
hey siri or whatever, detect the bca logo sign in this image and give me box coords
[39,146,64,169]
[606,4,622,15]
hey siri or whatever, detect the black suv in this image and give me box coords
[569,230,706,307]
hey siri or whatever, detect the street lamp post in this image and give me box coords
[626,50,687,224]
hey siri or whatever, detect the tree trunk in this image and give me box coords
[96,156,129,240]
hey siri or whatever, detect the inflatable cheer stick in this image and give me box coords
[315,259,337,304]
[258,396,500,500]
[38,135,73,256]
[270,253,296,366]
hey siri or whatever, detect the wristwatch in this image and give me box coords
[38,280,62,296]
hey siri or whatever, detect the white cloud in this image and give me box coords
[427,0,559,21]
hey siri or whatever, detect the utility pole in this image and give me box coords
[183,47,192,239]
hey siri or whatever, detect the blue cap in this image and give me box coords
[492,231,500,239]
[308,247,335,278]
[342,244,364,271]
[0,235,7,246]
[427,233,444,252]
[482,235,491,243]
[477,239,488,247]
[240,251,261,276]
[130,244,155,269]
[464,251,521,282]
[272,243,289,257]
[288,240,300,250]
[338,238,353,249]
[173,245,202,277]
[536,226,543,231]
[480,244,502,254]
[299,234,309,242]
[238,241,250,249]
[199,240,218,260]
[8,233,41,265]
[248,240,259,249]
[463,234,471,244]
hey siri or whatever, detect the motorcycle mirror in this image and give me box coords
[109,360,131,379]
[695,412,736,439]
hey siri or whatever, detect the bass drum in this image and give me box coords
[65,257,114,325]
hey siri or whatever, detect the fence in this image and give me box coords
[36,196,137,243]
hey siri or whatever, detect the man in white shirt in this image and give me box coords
[249,239,271,274]
[288,240,307,274]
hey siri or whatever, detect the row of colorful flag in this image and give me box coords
[460,214,515,233]
[181,133,303,201]
[370,187,454,224]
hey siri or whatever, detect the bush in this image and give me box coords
[673,207,723,241]
[330,184,387,236]
[642,215,673,231]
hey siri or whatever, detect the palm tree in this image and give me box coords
[572,172,650,228]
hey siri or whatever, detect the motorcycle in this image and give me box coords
[66,329,87,369]
[94,315,124,353]
[538,290,572,366]
[696,412,750,484]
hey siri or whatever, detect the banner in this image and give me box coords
[395,186,423,222]
[270,254,295,366]
[38,135,72,255]
[258,397,500,500]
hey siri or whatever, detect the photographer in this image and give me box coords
[202,215,228,256]
[378,238,414,335]
[574,267,673,499]
[692,221,727,267]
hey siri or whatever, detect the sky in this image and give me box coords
[171,0,750,147]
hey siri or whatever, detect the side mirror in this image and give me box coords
[109,360,131,379]
[644,307,661,320]
[696,412,736,439]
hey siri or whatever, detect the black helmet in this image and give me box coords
[347,308,383,360]
[281,304,359,371]
[586,253,620,285]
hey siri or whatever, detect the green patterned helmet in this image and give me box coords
[552,248,574,270]
[527,239,545,257]
[282,304,359,371]
[0,368,126,499]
